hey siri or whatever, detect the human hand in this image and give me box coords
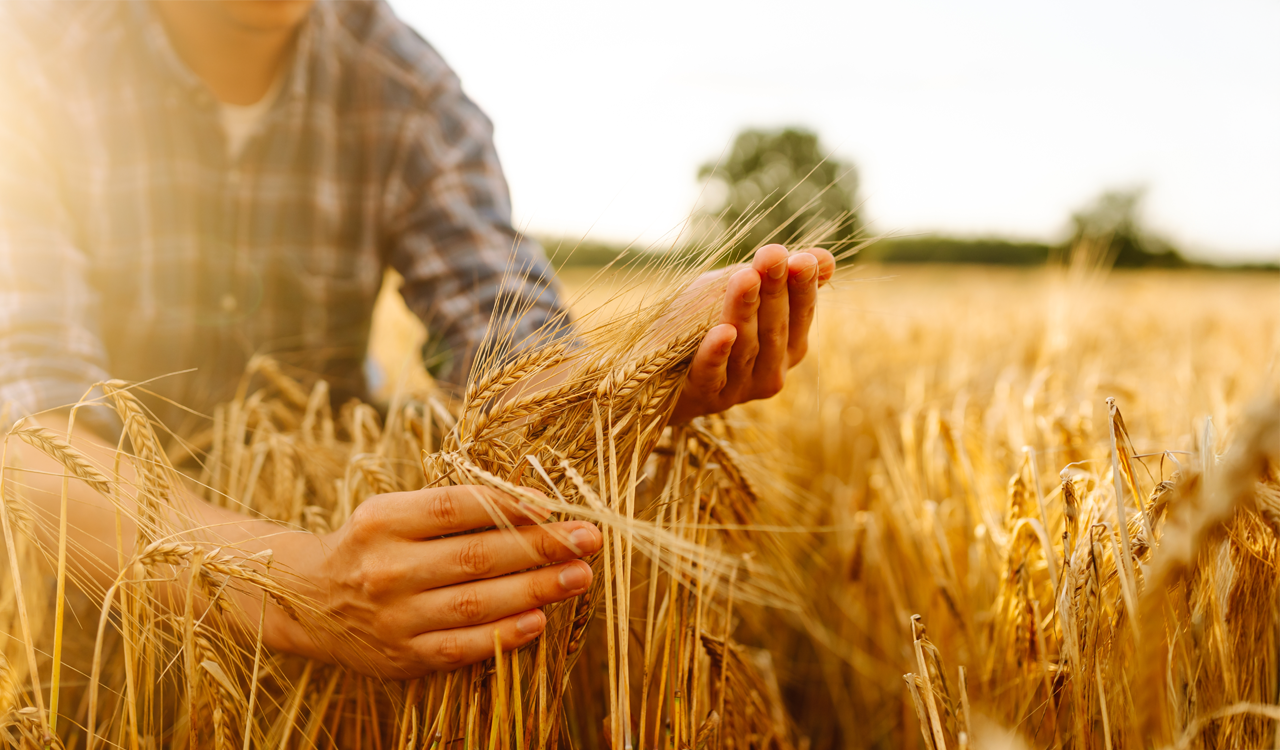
[669,244,835,423]
[273,486,600,679]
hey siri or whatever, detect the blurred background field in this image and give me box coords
[373,262,1280,412]
[366,257,1280,747]
[726,261,1280,747]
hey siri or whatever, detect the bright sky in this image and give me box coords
[390,0,1280,262]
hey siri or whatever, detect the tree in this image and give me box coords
[1068,188,1187,268]
[697,128,860,262]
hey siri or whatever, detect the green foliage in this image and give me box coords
[697,128,861,261]
[865,237,1053,265]
[545,165,1270,270]
[536,237,705,270]
[864,189,1203,268]
[1068,188,1189,268]
[538,237,639,268]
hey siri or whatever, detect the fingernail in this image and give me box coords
[795,264,818,284]
[568,527,597,552]
[768,261,787,280]
[744,284,760,304]
[559,564,589,591]
[517,611,543,635]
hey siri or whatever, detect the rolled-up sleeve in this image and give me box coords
[0,60,113,430]
[381,70,571,388]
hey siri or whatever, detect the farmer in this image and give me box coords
[0,0,833,678]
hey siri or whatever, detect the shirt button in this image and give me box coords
[221,294,238,312]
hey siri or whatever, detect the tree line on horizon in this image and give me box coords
[545,127,1276,272]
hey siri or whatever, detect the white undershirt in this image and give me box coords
[217,73,284,160]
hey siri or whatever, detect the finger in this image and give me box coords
[748,245,791,386]
[415,521,602,589]
[358,485,549,540]
[786,252,820,367]
[683,324,737,402]
[801,247,836,286]
[410,560,592,632]
[720,267,761,395]
[409,607,549,672]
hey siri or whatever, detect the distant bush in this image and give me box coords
[861,237,1053,265]
[696,128,861,262]
[1068,189,1189,269]
[537,237,719,270]
[537,187,1273,272]
[538,234,1276,272]
[537,238,636,268]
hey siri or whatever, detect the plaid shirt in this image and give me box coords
[0,1,566,434]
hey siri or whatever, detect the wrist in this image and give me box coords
[256,528,330,657]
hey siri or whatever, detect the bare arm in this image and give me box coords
[9,413,601,679]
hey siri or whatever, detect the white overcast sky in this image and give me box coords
[389,0,1280,262]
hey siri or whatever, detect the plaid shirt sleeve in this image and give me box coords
[0,48,116,433]
[381,66,570,388]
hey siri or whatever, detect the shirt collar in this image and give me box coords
[129,0,203,95]
[287,2,329,102]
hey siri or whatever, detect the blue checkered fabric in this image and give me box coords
[0,0,566,434]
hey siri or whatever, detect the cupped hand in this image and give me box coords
[669,244,835,423]
[273,485,600,679]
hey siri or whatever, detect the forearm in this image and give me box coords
[8,408,607,676]
[6,413,318,652]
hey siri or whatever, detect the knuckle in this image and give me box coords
[533,530,562,562]
[456,537,494,577]
[757,372,785,398]
[357,559,396,601]
[347,501,385,543]
[449,587,486,623]
[735,344,759,365]
[430,492,462,529]
[527,571,555,604]
[371,613,401,645]
[432,634,466,667]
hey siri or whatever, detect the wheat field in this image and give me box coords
[722,263,1280,748]
[370,258,1280,747]
[1,250,1277,749]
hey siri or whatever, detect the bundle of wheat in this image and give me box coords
[0,216,854,749]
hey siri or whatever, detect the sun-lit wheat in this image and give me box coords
[0,224,1276,748]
